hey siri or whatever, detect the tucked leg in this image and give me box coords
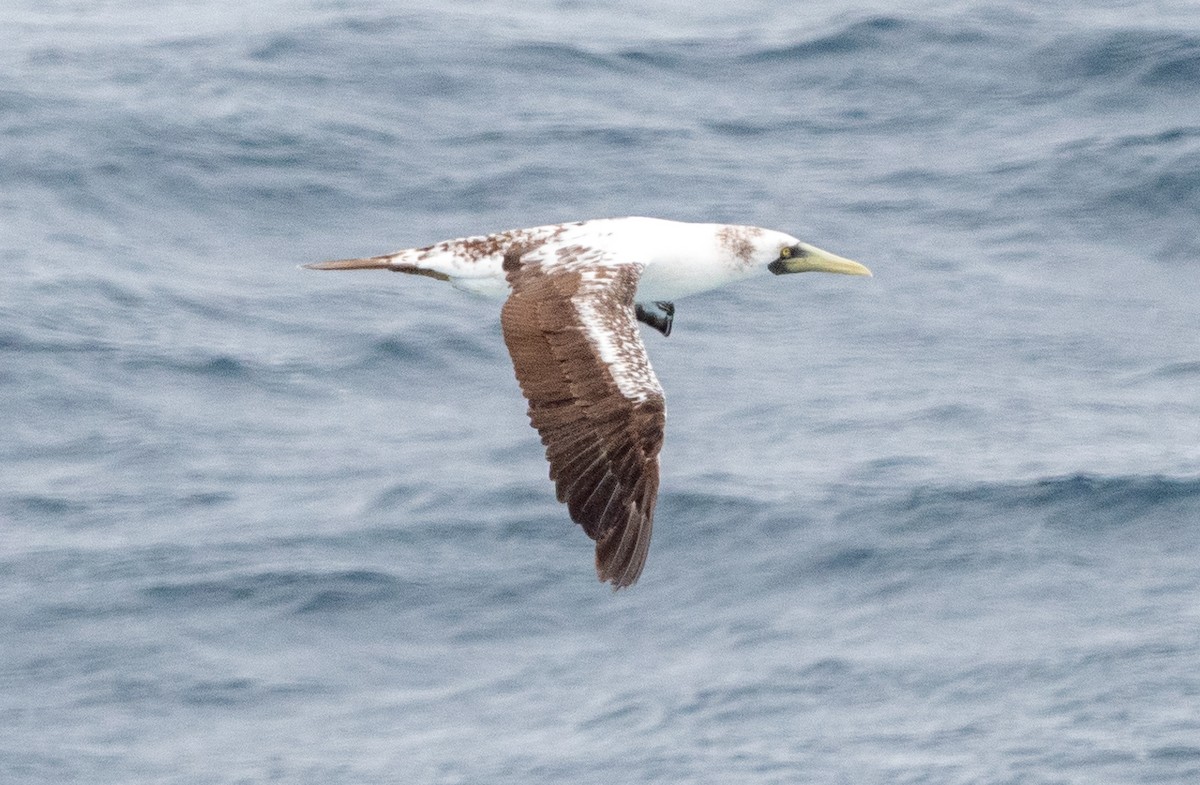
[635,301,675,337]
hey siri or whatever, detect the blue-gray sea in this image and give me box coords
[3,1,1200,783]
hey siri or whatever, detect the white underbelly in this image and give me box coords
[636,258,752,303]
[450,275,510,298]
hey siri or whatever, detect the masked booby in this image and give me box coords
[306,217,871,589]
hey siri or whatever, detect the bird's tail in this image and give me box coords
[303,250,451,281]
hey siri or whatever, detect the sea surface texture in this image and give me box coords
[3,1,1199,783]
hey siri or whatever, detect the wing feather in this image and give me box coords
[501,245,666,589]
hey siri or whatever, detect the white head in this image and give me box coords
[723,225,872,278]
[608,219,872,303]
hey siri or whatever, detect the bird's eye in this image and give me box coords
[779,246,793,259]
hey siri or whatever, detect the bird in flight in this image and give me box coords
[307,217,871,589]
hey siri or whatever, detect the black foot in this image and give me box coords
[635,301,675,337]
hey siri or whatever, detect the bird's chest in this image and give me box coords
[636,255,750,302]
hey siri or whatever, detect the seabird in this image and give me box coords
[307,216,871,589]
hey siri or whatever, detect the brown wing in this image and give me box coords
[500,246,666,589]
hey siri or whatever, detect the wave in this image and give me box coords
[736,15,1200,94]
[141,568,414,614]
[134,556,568,622]
[1040,28,1200,93]
[884,474,1200,537]
[722,472,1200,598]
[668,474,1200,534]
[507,41,634,73]
[1144,360,1200,380]
[743,16,918,62]
[901,471,1199,506]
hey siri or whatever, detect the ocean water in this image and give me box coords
[3,0,1199,782]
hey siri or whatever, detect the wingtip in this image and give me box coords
[601,570,639,592]
[595,519,650,591]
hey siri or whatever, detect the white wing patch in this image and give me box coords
[573,263,663,404]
